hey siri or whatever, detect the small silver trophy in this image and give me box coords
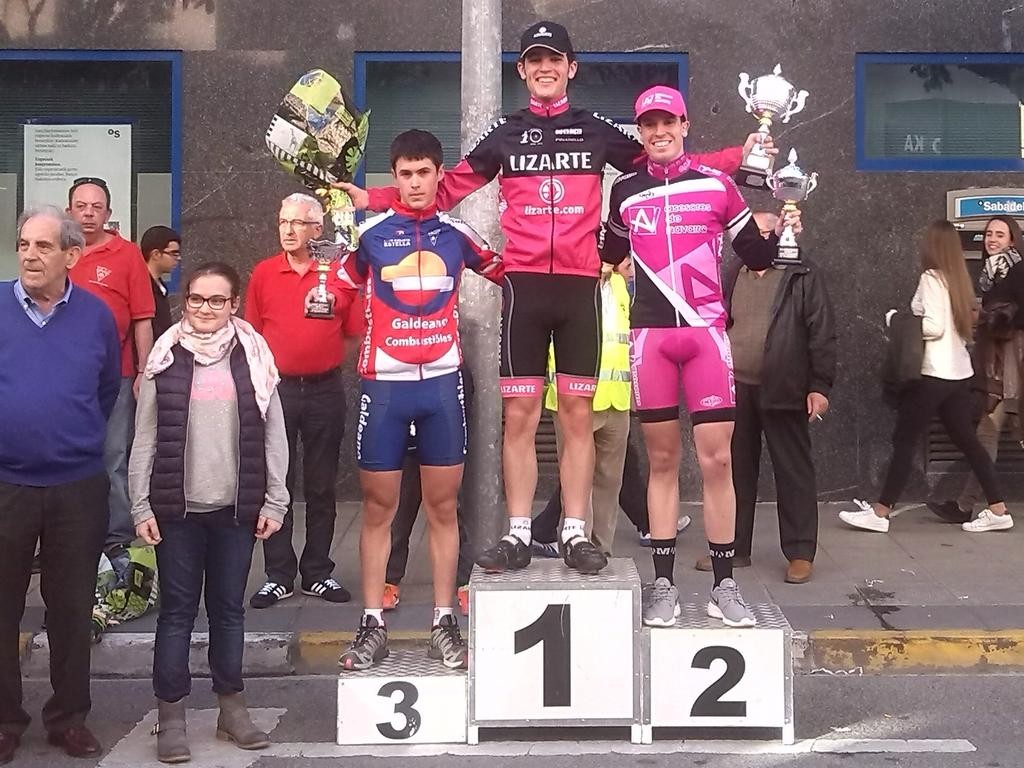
[766,148,817,266]
[305,234,343,320]
[737,64,809,189]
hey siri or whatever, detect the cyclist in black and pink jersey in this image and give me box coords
[337,22,776,577]
[602,85,801,628]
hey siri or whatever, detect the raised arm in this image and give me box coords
[451,216,503,284]
[600,175,632,266]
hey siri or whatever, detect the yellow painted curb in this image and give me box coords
[808,629,1024,672]
[292,630,431,673]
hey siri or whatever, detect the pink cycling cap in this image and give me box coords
[634,86,688,121]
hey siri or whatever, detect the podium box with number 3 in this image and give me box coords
[336,650,467,745]
[468,558,643,743]
[642,603,795,744]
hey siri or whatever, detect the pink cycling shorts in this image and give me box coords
[629,326,736,424]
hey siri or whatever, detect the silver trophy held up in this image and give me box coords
[766,148,817,266]
[305,236,343,320]
[737,64,809,189]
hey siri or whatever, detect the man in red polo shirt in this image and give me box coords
[66,177,155,568]
[246,192,355,608]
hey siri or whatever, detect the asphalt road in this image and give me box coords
[11,673,1019,768]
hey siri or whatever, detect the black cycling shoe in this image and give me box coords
[476,537,532,573]
[926,500,972,524]
[562,537,608,575]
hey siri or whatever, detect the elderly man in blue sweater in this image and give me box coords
[0,205,120,764]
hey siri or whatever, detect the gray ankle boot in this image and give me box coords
[155,698,190,764]
[215,693,270,750]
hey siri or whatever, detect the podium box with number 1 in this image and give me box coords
[468,558,644,743]
[334,557,795,746]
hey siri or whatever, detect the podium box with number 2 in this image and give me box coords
[468,558,644,743]
[643,603,795,744]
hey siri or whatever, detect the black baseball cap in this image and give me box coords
[519,21,574,59]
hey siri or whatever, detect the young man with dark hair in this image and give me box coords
[139,225,180,339]
[337,22,772,578]
[326,130,502,670]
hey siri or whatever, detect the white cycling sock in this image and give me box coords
[505,517,532,546]
[561,517,586,544]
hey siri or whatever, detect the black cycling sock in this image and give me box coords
[709,540,735,587]
[651,539,676,584]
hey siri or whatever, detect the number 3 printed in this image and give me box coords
[376,681,421,739]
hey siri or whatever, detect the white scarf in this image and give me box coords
[145,317,280,419]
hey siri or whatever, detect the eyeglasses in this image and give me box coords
[185,294,230,310]
[279,219,317,229]
[161,249,181,258]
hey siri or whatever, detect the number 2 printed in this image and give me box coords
[689,646,747,717]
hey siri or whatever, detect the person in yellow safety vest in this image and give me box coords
[532,256,694,556]
[535,264,632,555]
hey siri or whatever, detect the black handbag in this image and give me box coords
[881,310,924,404]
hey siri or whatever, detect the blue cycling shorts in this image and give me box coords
[356,371,466,471]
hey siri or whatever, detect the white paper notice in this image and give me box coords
[24,123,132,234]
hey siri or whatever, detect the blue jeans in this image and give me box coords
[153,507,256,703]
[104,377,135,551]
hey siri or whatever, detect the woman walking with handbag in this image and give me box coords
[839,221,1011,533]
[129,261,289,763]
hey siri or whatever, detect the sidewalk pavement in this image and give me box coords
[19,501,1024,676]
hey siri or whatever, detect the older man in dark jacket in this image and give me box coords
[696,212,837,584]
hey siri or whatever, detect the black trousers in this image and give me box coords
[0,472,108,735]
[384,453,473,588]
[879,376,1003,507]
[733,382,818,562]
[533,431,650,542]
[263,371,345,587]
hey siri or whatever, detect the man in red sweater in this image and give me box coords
[66,177,154,568]
[245,192,355,608]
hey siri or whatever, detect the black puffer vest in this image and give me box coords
[149,343,267,522]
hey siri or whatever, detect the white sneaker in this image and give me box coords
[838,499,890,533]
[962,509,1014,532]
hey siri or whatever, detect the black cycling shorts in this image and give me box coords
[498,272,601,399]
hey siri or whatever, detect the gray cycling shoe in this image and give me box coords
[707,578,756,628]
[643,577,680,627]
[339,614,389,670]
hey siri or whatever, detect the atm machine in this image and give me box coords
[937,188,1024,475]
[948,186,1024,260]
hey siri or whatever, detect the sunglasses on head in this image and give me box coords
[71,176,109,190]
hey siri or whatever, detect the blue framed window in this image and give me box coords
[354,51,687,178]
[857,52,1024,171]
[0,50,182,283]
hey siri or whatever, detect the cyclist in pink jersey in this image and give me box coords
[337,23,777,577]
[602,86,801,627]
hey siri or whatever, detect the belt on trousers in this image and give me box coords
[279,368,339,385]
